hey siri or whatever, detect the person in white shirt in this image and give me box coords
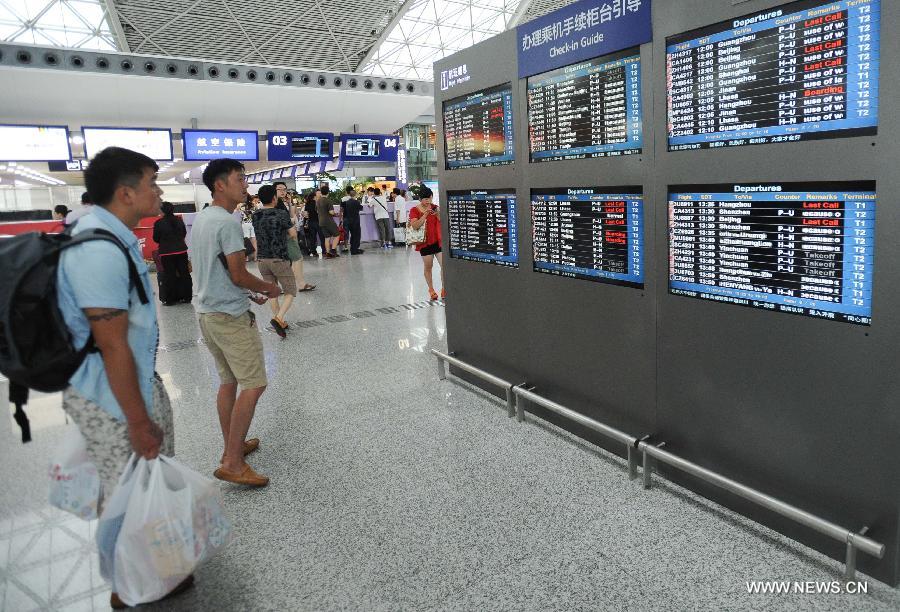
[369,187,391,249]
[392,188,407,247]
[64,192,94,226]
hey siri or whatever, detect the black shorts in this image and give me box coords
[420,243,442,257]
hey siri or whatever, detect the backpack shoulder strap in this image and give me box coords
[60,229,150,305]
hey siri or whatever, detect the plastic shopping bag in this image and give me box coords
[96,454,143,585]
[113,455,232,606]
[393,227,406,243]
[48,425,101,520]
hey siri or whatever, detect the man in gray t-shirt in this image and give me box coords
[193,159,281,488]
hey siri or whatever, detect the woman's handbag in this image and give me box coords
[406,216,426,245]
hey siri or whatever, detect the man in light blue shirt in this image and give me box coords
[57,147,190,607]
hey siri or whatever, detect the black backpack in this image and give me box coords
[0,229,149,439]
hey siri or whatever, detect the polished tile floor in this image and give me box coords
[2,244,899,611]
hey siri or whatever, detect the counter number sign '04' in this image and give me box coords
[441,64,471,91]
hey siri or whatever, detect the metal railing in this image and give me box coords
[429,351,885,580]
[431,350,522,418]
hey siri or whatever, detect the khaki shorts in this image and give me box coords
[199,311,268,389]
[257,258,297,295]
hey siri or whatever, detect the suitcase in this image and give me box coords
[152,250,170,305]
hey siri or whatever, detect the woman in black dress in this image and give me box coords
[152,202,193,305]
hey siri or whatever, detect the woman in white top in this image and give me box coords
[241,202,257,261]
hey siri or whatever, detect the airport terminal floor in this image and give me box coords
[2,246,899,611]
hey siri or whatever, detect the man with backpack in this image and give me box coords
[55,147,190,606]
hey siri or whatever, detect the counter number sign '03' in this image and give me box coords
[441,64,471,91]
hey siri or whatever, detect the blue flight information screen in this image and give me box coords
[667,0,880,151]
[447,189,518,267]
[668,182,876,325]
[267,131,333,161]
[528,48,643,162]
[532,187,644,288]
[182,130,258,161]
[443,84,515,170]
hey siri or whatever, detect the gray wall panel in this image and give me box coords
[436,0,900,584]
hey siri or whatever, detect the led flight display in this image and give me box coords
[528,48,643,162]
[447,189,518,267]
[668,181,876,325]
[443,84,515,170]
[666,0,880,150]
[532,187,644,288]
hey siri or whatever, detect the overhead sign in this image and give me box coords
[396,147,408,189]
[182,129,258,161]
[0,124,71,161]
[439,63,471,91]
[82,126,173,160]
[267,131,333,161]
[339,134,399,163]
[517,0,652,78]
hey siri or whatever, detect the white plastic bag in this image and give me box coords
[48,425,100,520]
[96,454,143,585]
[393,227,406,243]
[113,455,232,606]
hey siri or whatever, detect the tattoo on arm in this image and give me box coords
[86,309,127,322]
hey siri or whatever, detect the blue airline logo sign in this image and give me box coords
[517,0,651,78]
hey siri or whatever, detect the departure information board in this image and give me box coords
[443,84,515,170]
[267,131,333,161]
[667,0,880,151]
[528,49,643,162]
[447,189,518,267]
[532,187,644,288]
[668,182,875,325]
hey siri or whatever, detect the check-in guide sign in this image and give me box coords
[517,0,652,78]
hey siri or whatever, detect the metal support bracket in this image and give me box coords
[627,445,638,481]
[845,526,869,581]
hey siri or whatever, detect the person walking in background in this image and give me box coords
[241,200,257,262]
[316,185,340,258]
[371,187,391,249]
[52,204,70,221]
[304,191,324,257]
[252,184,299,338]
[65,191,94,225]
[393,187,407,246]
[343,186,364,254]
[407,186,445,300]
[152,201,193,305]
[193,159,281,487]
[56,147,188,607]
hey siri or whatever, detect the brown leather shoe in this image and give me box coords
[214,464,269,487]
[220,439,259,464]
[110,574,195,609]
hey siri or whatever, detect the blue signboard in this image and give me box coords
[267,131,333,161]
[517,0,652,78]
[339,134,399,163]
[182,129,258,161]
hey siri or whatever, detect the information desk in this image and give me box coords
[668,182,876,325]
[528,48,643,162]
[443,84,515,170]
[447,190,518,267]
[532,187,644,288]
[666,0,880,150]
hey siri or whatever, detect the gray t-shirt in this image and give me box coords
[191,205,249,317]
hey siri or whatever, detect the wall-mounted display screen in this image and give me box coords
[83,127,173,160]
[267,131,332,161]
[666,0,880,151]
[443,84,515,169]
[183,129,258,161]
[532,187,644,288]
[668,182,875,325]
[528,48,643,162]
[339,134,399,162]
[0,124,71,161]
[447,189,518,267]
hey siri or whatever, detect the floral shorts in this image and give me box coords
[62,374,175,506]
